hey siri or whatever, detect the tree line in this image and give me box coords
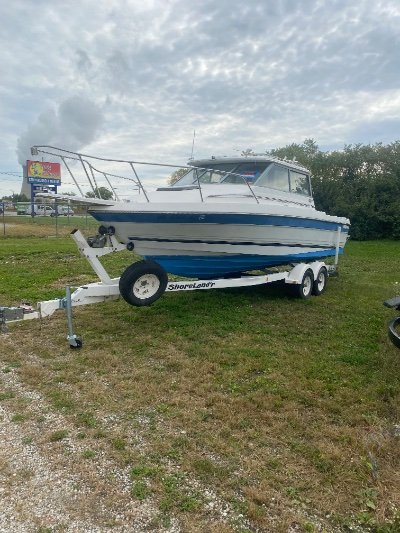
[268,139,400,240]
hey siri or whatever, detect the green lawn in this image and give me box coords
[1,229,400,532]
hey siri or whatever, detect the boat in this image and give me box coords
[31,147,350,280]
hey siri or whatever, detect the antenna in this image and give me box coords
[190,130,196,160]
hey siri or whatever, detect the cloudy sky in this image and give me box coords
[1,0,400,196]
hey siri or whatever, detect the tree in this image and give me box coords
[1,193,29,202]
[267,139,400,240]
[85,187,114,200]
[241,148,256,157]
[270,138,319,167]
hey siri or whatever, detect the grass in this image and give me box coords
[0,220,130,304]
[1,220,400,531]
[48,430,69,442]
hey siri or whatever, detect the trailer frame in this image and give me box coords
[2,228,340,347]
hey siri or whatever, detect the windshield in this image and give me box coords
[171,167,232,186]
[170,162,271,187]
[169,161,312,196]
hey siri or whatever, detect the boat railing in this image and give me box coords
[30,146,260,204]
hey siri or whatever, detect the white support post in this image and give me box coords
[71,229,125,284]
[16,230,125,320]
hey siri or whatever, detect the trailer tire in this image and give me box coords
[119,260,168,307]
[312,266,328,296]
[293,269,314,299]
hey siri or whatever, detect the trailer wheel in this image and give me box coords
[312,266,328,296]
[293,269,314,299]
[119,260,168,307]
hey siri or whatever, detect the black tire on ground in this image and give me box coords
[292,268,314,299]
[119,260,168,307]
[312,266,328,296]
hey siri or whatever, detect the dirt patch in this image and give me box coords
[0,366,173,532]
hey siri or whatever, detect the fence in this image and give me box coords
[0,201,98,238]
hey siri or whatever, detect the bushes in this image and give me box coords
[271,140,400,240]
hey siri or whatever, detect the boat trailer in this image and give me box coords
[1,229,340,348]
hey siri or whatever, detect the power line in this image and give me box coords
[0,171,23,178]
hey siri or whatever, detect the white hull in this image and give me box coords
[111,222,347,255]
[90,199,349,277]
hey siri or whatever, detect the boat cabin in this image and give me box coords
[169,156,312,198]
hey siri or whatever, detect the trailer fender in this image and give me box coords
[284,262,325,286]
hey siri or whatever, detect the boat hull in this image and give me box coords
[90,209,349,278]
[144,249,343,278]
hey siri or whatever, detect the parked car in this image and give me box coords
[23,204,56,216]
[52,205,74,216]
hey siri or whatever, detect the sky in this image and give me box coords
[1,0,400,197]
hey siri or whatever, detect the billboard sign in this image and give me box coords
[27,160,61,185]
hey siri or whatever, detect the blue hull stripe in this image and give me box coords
[130,236,332,249]
[145,248,343,278]
[91,211,348,232]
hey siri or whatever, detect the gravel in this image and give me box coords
[0,367,177,532]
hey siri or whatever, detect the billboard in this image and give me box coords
[27,160,61,185]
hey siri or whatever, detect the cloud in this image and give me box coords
[16,96,103,164]
[1,0,400,195]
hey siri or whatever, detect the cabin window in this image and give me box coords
[194,169,217,184]
[171,162,270,186]
[254,164,289,191]
[235,162,268,182]
[171,169,201,186]
[200,164,238,184]
[290,171,311,196]
[212,163,238,173]
[199,161,269,184]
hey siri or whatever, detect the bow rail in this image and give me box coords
[30,145,260,204]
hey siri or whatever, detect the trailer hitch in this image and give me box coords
[384,296,400,349]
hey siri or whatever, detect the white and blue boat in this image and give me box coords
[88,156,349,278]
[32,148,350,279]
